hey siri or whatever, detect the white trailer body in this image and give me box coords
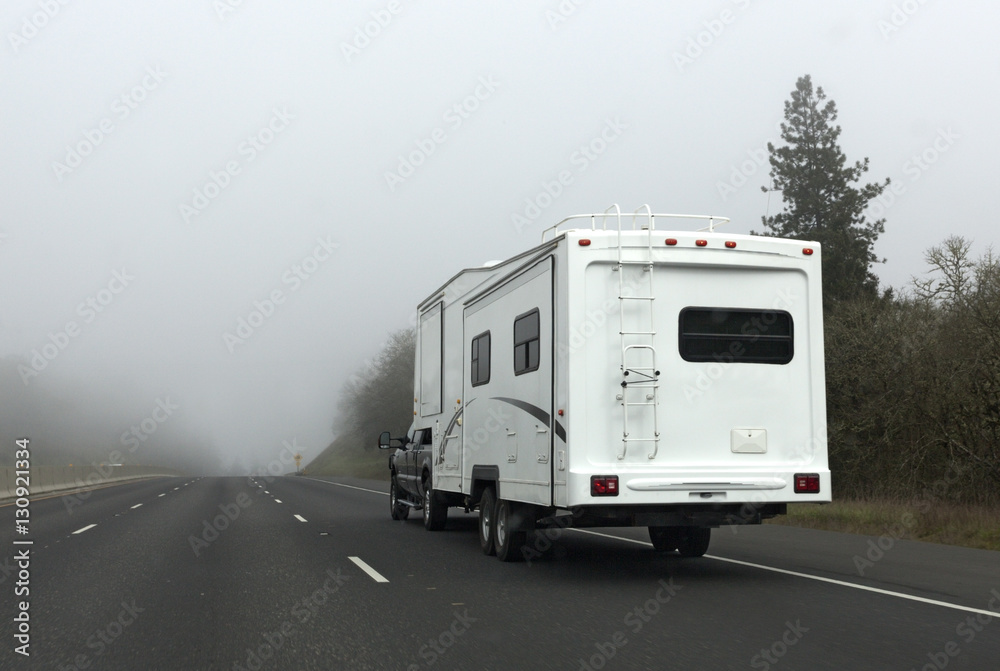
[411,210,830,543]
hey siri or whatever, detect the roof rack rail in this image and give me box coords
[540,204,730,242]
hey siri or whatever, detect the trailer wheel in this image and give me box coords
[478,487,497,556]
[422,474,448,531]
[648,526,681,552]
[494,499,527,562]
[389,476,409,521]
[676,527,711,557]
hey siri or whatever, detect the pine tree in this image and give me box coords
[758,75,890,307]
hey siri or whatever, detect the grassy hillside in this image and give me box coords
[304,435,389,480]
[768,500,1000,551]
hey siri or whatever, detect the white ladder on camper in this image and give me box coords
[613,205,660,460]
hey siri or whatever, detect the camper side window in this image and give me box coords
[471,331,491,386]
[513,309,540,375]
[679,307,793,365]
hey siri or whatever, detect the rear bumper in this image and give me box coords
[565,469,832,507]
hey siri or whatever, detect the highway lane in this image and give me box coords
[2,475,998,670]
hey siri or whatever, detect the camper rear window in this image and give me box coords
[471,331,491,386]
[679,308,793,364]
[513,309,540,375]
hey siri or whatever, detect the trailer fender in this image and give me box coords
[470,465,500,506]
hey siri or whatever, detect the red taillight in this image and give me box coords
[695,239,708,247]
[579,239,591,246]
[794,473,820,494]
[665,238,678,246]
[803,248,814,256]
[725,241,737,249]
[591,475,619,497]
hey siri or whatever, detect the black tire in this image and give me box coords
[648,526,681,552]
[389,476,409,521]
[422,473,448,531]
[479,487,497,556]
[676,527,711,558]
[494,499,527,562]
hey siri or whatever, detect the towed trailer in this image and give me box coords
[380,205,830,561]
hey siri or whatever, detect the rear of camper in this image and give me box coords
[384,206,830,561]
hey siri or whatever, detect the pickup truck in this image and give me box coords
[379,425,450,530]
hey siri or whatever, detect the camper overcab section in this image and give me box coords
[380,207,830,561]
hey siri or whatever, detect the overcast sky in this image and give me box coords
[2,1,996,473]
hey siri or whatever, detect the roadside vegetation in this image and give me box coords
[310,75,999,550]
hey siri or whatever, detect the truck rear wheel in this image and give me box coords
[478,487,496,556]
[389,476,409,521]
[648,526,681,552]
[676,527,711,557]
[422,474,448,531]
[494,499,527,562]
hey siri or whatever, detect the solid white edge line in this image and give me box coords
[349,556,390,583]
[301,477,388,496]
[72,524,97,535]
[294,514,307,522]
[130,504,142,509]
[570,528,999,618]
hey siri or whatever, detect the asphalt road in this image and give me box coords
[2,475,998,670]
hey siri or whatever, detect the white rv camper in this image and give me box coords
[380,205,830,561]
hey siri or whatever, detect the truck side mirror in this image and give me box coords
[378,431,392,449]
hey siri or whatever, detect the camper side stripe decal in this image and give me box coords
[491,397,566,443]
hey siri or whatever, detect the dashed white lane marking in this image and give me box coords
[349,556,389,583]
[158,494,166,497]
[131,504,143,509]
[570,528,1000,618]
[301,477,387,496]
[293,514,307,523]
[72,524,97,535]
[274,499,282,504]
